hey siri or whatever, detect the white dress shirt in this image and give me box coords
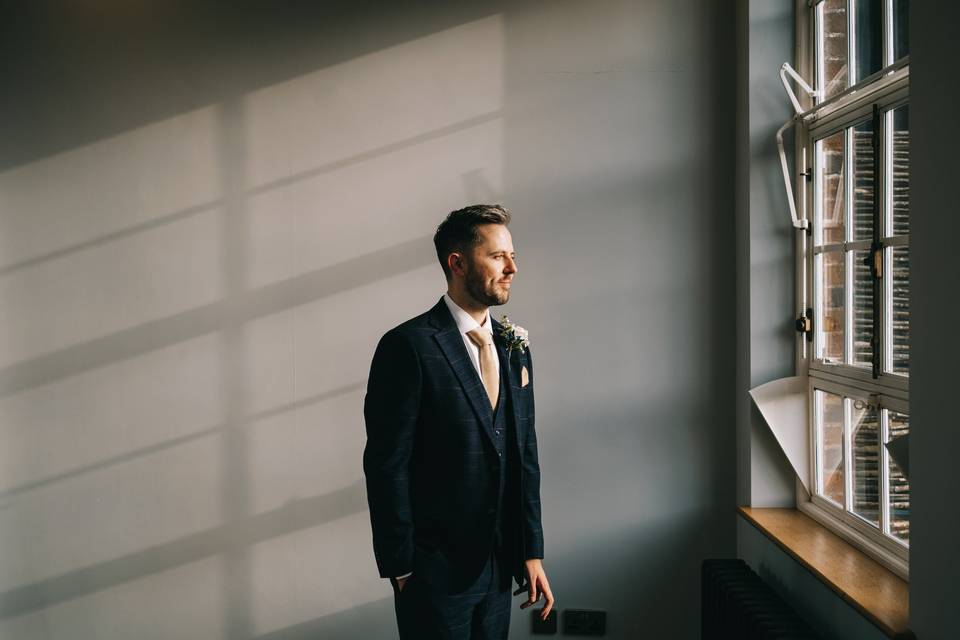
[442,292,500,384]
[395,294,498,582]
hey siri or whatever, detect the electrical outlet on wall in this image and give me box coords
[563,609,606,636]
[530,609,557,634]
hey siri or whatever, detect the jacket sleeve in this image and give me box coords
[362,329,422,578]
[521,347,544,559]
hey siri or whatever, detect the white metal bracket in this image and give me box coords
[777,63,817,231]
[780,62,818,115]
[777,119,808,231]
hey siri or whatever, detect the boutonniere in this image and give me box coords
[497,315,530,357]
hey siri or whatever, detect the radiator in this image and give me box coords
[702,559,821,639]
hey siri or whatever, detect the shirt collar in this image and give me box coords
[443,292,492,337]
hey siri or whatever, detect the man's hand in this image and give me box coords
[513,559,554,621]
[396,575,410,593]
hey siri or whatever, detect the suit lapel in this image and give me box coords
[492,317,524,450]
[492,316,520,386]
[430,299,496,441]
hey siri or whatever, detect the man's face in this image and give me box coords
[462,224,517,307]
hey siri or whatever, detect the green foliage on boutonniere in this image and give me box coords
[497,315,530,357]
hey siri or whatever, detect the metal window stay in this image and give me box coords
[777,63,817,232]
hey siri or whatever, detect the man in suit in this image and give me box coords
[363,204,553,639]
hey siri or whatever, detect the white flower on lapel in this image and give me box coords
[497,315,530,356]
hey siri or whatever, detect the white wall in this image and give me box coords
[0,2,737,638]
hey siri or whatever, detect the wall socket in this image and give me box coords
[562,609,606,636]
[531,609,557,634]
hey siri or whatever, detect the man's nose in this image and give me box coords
[505,257,517,274]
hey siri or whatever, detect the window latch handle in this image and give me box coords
[862,245,883,279]
[795,307,814,342]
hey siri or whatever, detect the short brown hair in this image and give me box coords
[433,204,511,279]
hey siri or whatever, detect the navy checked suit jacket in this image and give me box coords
[363,297,544,593]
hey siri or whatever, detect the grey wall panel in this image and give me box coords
[735,0,797,509]
[910,2,960,637]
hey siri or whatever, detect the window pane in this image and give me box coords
[820,130,846,244]
[820,251,845,363]
[887,410,910,543]
[854,0,883,82]
[852,120,875,241]
[821,0,849,98]
[893,0,909,60]
[851,401,880,525]
[818,390,845,506]
[892,105,909,236]
[853,250,874,368]
[891,246,910,374]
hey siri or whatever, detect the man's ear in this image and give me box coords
[447,252,466,277]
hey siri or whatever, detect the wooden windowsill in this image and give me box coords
[738,507,911,639]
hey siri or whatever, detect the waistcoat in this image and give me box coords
[490,367,520,557]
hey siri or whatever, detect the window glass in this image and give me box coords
[891,105,909,236]
[893,0,909,60]
[821,0,849,98]
[854,0,883,82]
[889,105,909,375]
[851,402,880,524]
[890,246,909,374]
[853,250,873,368]
[887,410,910,542]
[820,251,845,363]
[818,390,845,506]
[852,119,875,241]
[819,130,846,244]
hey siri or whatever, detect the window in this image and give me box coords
[797,0,910,577]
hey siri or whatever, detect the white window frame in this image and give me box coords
[793,0,910,580]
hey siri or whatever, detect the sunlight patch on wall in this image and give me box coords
[241,14,504,291]
[0,106,220,271]
[0,433,223,591]
[292,264,441,400]
[243,15,503,188]
[245,118,502,289]
[247,511,383,637]
[0,332,223,493]
[0,554,226,640]
[0,208,224,370]
[247,388,365,516]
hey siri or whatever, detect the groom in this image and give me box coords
[363,204,553,639]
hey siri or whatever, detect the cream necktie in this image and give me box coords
[466,328,499,409]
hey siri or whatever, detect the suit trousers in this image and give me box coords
[392,549,511,640]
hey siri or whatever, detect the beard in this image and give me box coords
[464,262,509,307]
